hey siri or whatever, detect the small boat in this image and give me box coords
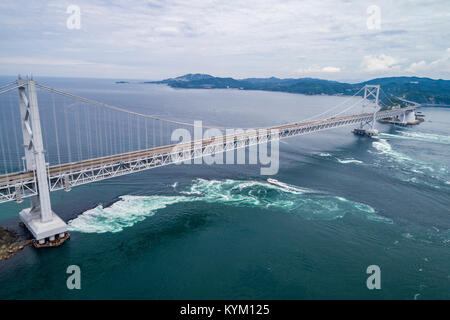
[267,178,312,193]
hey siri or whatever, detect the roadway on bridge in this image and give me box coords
[0,107,411,186]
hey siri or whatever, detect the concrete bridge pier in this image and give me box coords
[17,78,67,245]
[404,110,416,123]
[395,109,416,125]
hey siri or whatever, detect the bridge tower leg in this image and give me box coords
[17,78,67,245]
[353,85,380,137]
[404,109,416,124]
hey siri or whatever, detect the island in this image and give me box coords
[145,74,450,108]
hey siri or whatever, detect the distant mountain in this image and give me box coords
[146,74,450,106]
[151,73,215,83]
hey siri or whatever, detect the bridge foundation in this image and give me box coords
[17,78,67,244]
[405,110,416,123]
[19,208,67,242]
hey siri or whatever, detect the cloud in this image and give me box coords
[297,66,341,74]
[0,0,449,79]
[0,57,114,67]
[154,26,181,36]
[321,66,341,73]
[361,54,399,72]
[405,60,427,73]
[406,48,450,73]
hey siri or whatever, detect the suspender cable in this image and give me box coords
[0,80,19,91]
[0,103,11,175]
[0,84,22,96]
[152,118,155,148]
[137,116,140,150]
[105,109,108,156]
[75,108,82,161]
[86,103,93,160]
[98,107,104,157]
[128,113,132,152]
[330,97,368,118]
[102,108,107,156]
[145,118,148,149]
[51,91,62,168]
[119,111,124,154]
[159,120,163,146]
[108,110,113,156]
[63,97,72,164]
[9,93,22,171]
[35,82,237,129]
[112,110,117,155]
[1,102,14,173]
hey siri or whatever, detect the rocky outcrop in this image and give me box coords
[0,227,32,261]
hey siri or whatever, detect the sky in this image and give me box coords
[0,0,449,81]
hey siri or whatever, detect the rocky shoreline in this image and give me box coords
[0,226,32,261]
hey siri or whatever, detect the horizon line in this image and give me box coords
[0,73,449,84]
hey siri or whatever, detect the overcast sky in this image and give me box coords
[0,0,449,81]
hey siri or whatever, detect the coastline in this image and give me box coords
[0,226,32,261]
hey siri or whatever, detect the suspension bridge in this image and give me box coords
[0,77,417,246]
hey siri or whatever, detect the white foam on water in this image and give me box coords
[371,138,449,188]
[68,195,191,233]
[399,228,450,245]
[335,158,364,164]
[266,178,316,194]
[365,214,394,224]
[317,152,364,165]
[401,131,450,145]
[68,178,388,234]
[372,139,412,163]
[336,196,393,224]
[380,131,450,145]
[317,152,332,157]
[402,233,414,239]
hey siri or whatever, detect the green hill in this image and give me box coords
[146,74,450,106]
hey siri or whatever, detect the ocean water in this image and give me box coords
[0,76,448,299]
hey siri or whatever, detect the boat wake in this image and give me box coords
[316,152,364,165]
[336,158,364,164]
[370,139,449,188]
[266,178,316,194]
[379,130,450,145]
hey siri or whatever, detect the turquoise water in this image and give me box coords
[0,76,448,299]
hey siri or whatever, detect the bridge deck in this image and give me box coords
[0,106,414,203]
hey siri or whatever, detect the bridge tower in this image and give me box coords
[353,85,380,137]
[17,78,67,245]
[396,109,416,125]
